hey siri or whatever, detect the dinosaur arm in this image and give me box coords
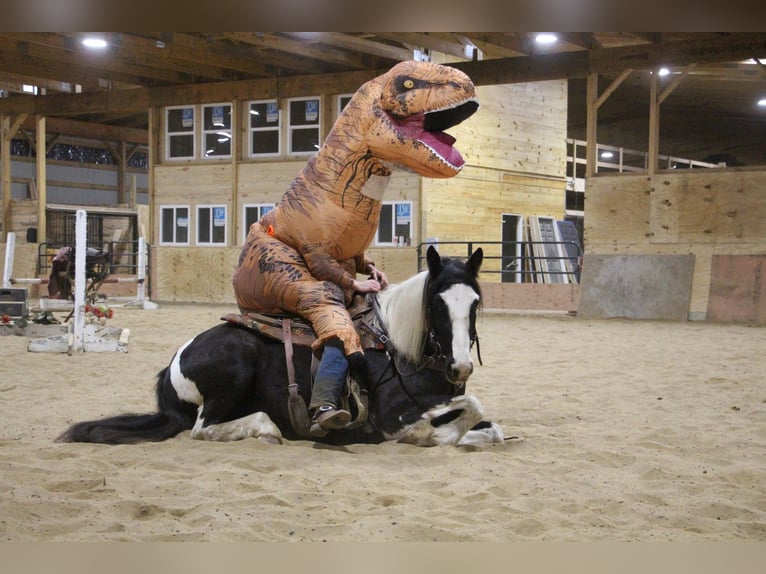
[354,254,376,275]
[302,243,356,290]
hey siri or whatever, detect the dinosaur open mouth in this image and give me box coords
[391,99,479,170]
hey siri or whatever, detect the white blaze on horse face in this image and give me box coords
[439,283,479,381]
[169,339,203,406]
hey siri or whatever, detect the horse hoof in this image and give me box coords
[258,435,282,445]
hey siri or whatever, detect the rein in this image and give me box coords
[363,292,475,414]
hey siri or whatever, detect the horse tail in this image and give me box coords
[57,367,197,444]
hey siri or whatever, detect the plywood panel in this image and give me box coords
[154,164,233,204]
[153,246,240,303]
[651,170,766,243]
[480,283,579,311]
[452,81,567,175]
[707,255,766,324]
[584,174,651,246]
[578,254,694,320]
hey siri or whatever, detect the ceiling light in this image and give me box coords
[658,67,670,76]
[758,98,766,107]
[535,33,558,45]
[82,36,108,49]
[600,151,614,159]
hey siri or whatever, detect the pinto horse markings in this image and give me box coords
[58,247,504,447]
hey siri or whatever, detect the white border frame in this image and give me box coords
[159,205,191,246]
[196,204,228,247]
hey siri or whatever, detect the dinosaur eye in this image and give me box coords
[403,79,414,89]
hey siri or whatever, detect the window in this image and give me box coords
[160,206,190,245]
[376,201,413,246]
[338,94,353,116]
[197,205,227,246]
[288,96,320,155]
[166,106,195,160]
[242,203,275,242]
[248,100,280,157]
[202,103,232,158]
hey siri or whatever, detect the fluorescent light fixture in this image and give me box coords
[82,36,108,49]
[659,67,670,76]
[535,33,558,45]
[600,151,614,159]
[250,109,260,115]
[758,98,766,107]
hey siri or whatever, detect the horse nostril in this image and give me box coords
[449,362,473,381]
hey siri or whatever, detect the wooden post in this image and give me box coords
[648,69,660,175]
[585,73,598,179]
[36,114,47,244]
[231,99,239,247]
[1,115,10,235]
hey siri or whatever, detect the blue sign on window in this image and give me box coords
[305,100,318,122]
[213,207,226,227]
[396,203,411,224]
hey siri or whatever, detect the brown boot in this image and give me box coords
[309,404,351,437]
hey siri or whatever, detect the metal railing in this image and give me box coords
[38,240,145,277]
[417,240,583,284]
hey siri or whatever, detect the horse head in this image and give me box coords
[424,245,483,385]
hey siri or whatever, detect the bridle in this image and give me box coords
[361,291,482,414]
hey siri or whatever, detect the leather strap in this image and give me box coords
[283,318,312,438]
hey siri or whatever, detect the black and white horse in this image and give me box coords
[58,246,503,447]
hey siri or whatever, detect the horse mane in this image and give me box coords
[376,270,430,362]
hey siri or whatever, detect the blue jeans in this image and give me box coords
[309,340,348,411]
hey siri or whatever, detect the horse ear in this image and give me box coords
[426,245,442,277]
[467,247,483,276]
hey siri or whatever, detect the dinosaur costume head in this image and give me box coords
[335,60,479,179]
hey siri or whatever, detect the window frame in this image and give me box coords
[159,205,191,246]
[375,200,414,247]
[247,99,281,158]
[287,95,321,156]
[241,203,276,243]
[196,204,228,247]
[165,105,196,161]
[201,102,233,159]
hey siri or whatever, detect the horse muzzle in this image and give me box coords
[447,360,473,385]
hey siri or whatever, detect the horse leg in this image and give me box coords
[457,421,505,446]
[397,395,486,446]
[190,402,283,444]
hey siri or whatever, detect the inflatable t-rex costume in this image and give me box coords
[233,60,478,360]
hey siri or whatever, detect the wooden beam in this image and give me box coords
[657,64,697,105]
[595,69,633,109]
[286,32,411,62]
[36,115,46,243]
[648,69,660,174]
[223,32,371,71]
[585,73,598,179]
[1,115,10,234]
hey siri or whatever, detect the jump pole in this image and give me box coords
[71,209,87,352]
[2,231,16,288]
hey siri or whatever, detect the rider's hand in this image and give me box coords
[353,278,382,293]
[368,265,389,289]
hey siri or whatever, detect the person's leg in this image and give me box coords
[309,337,352,436]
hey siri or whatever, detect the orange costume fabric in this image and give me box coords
[233,60,478,356]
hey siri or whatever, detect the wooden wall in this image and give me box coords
[584,167,766,319]
[422,81,568,280]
